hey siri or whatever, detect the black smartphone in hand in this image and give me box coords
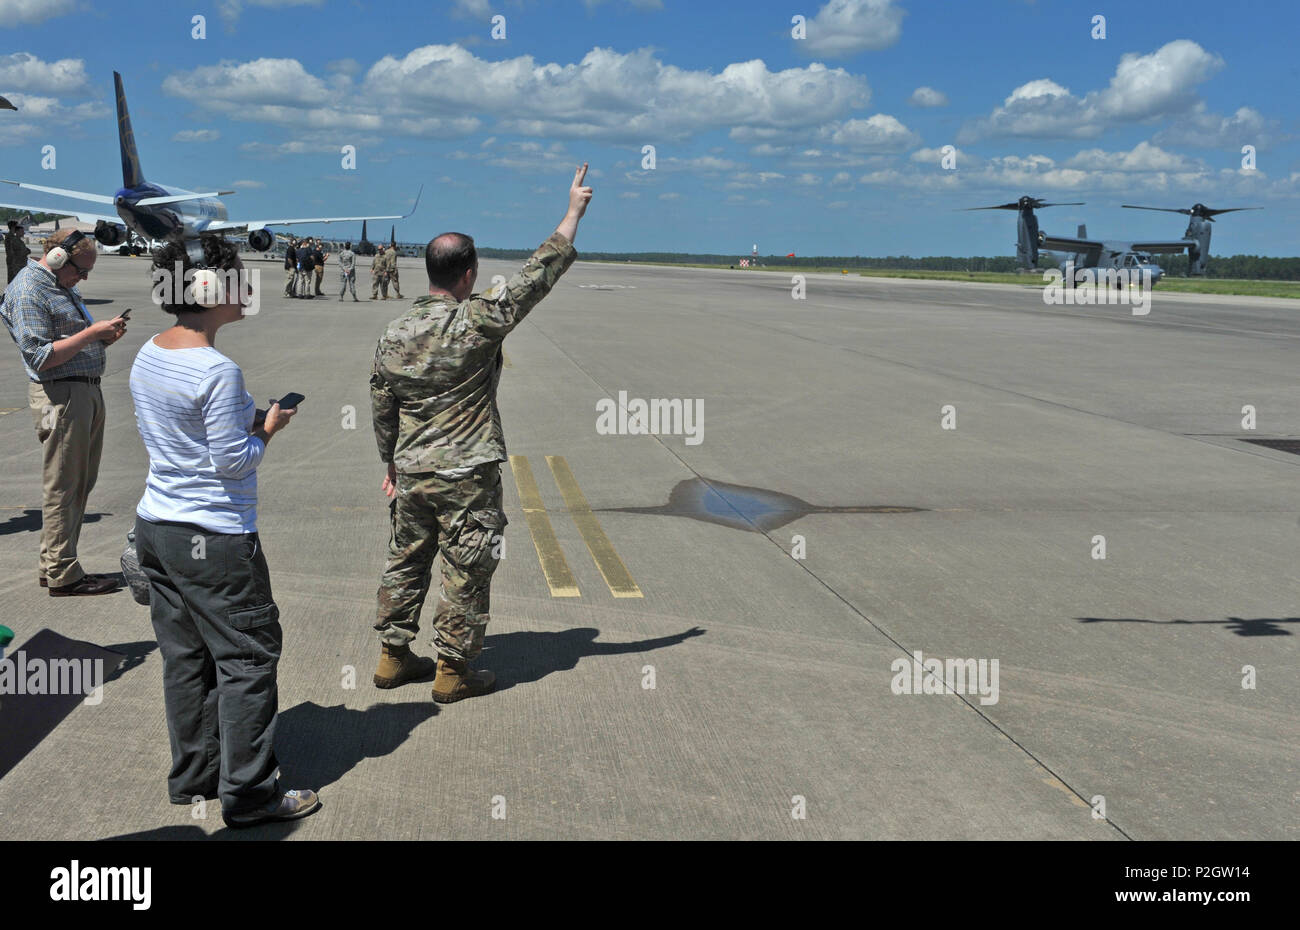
[276,392,305,410]
[118,308,132,321]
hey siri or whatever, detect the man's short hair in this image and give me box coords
[344,241,352,249]
[425,232,476,291]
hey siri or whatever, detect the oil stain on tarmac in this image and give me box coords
[603,477,924,533]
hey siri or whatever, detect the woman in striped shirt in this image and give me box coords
[130,233,319,828]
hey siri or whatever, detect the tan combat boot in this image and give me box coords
[373,642,438,689]
[432,656,496,703]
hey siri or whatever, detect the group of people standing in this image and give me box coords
[0,164,594,830]
[282,237,328,298]
[369,243,403,300]
[280,237,404,301]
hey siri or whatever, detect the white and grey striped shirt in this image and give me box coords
[129,336,266,534]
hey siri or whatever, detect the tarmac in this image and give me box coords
[0,253,1295,840]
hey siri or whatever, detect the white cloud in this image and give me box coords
[362,45,868,142]
[818,114,920,152]
[907,86,948,108]
[799,0,905,57]
[173,129,221,143]
[325,58,361,77]
[619,191,640,198]
[658,192,681,200]
[1154,104,1279,150]
[960,40,1225,141]
[0,0,75,26]
[217,0,324,30]
[231,179,266,188]
[0,95,108,146]
[1064,141,1199,172]
[725,171,785,189]
[452,0,491,16]
[165,47,866,144]
[910,145,964,165]
[0,53,89,95]
[794,173,822,186]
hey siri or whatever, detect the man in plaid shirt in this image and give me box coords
[0,229,129,596]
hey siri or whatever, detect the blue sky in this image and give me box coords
[2,0,1296,256]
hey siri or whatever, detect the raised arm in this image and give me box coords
[555,162,593,245]
[466,164,593,339]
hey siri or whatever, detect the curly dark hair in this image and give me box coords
[150,233,242,315]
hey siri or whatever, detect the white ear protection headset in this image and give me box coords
[189,269,225,307]
[184,240,227,308]
[45,230,88,270]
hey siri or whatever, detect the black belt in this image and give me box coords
[43,376,100,385]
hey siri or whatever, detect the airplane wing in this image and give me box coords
[0,200,122,227]
[1129,239,1193,254]
[1038,234,1106,253]
[208,185,422,233]
[1,180,115,204]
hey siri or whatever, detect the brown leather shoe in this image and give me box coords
[373,643,437,689]
[49,575,120,597]
[432,656,496,704]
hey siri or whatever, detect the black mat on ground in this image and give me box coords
[0,629,125,781]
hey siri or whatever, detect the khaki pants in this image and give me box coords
[28,380,105,586]
[283,268,296,296]
[314,265,324,294]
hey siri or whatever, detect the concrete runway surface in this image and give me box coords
[0,254,1295,840]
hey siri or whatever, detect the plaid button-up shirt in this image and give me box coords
[0,258,105,382]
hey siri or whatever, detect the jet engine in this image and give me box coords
[247,229,274,252]
[93,220,126,246]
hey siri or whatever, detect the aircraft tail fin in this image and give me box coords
[114,72,145,189]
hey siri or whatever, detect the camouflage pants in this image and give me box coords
[374,463,506,662]
[371,273,389,299]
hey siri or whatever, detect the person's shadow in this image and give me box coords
[481,626,706,692]
[272,700,437,795]
[0,509,106,536]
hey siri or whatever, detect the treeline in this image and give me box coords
[537,249,1299,280]
[0,208,62,225]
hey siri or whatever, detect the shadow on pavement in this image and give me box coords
[1077,616,1296,637]
[482,626,706,692]
[274,700,437,794]
[0,509,107,536]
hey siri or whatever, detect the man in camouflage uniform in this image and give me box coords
[369,164,593,702]
[385,244,403,299]
[338,241,358,301]
[370,245,389,300]
[5,220,31,285]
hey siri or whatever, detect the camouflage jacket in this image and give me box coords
[383,249,399,273]
[370,232,577,473]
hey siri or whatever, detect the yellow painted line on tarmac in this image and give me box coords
[546,455,643,599]
[0,408,20,416]
[502,350,512,368]
[509,454,580,598]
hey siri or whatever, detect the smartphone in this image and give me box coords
[276,392,305,410]
[118,308,132,321]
